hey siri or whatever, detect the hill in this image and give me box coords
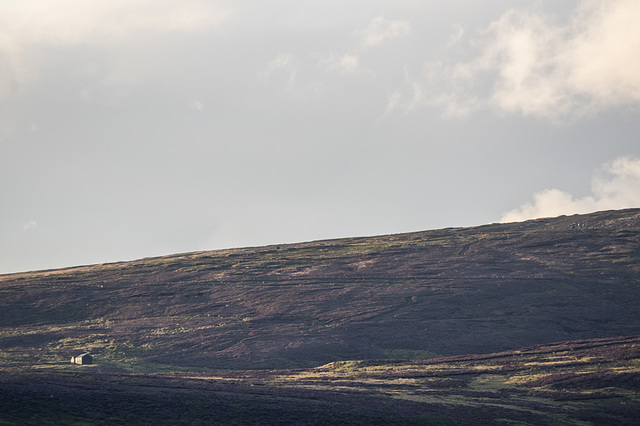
[1,335,639,424]
[1,208,639,370]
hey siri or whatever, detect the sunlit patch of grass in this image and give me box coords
[610,365,640,374]
[467,374,512,392]
[522,356,597,367]
[143,315,255,338]
[46,335,138,364]
[506,373,553,386]
[0,350,36,365]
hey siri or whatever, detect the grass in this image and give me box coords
[252,337,640,424]
[1,340,638,424]
[1,209,639,423]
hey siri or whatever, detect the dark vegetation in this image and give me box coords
[1,336,639,425]
[1,208,639,424]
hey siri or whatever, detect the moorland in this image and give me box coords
[1,208,639,424]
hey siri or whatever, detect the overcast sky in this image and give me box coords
[2,0,639,273]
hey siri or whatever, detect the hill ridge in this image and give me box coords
[0,208,639,369]
[3,207,639,277]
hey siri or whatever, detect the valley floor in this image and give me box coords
[1,335,639,425]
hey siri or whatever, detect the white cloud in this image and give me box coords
[263,53,298,91]
[361,16,411,48]
[0,0,231,97]
[388,68,426,114]
[265,53,296,73]
[0,0,229,47]
[500,156,640,222]
[390,0,640,120]
[190,100,205,112]
[261,16,410,94]
[443,24,465,49]
[320,53,361,74]
[23,220,37,231]
[263,50,370,94]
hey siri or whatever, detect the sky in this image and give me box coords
[1,0,639,274]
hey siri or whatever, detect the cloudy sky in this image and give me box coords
[2,0,639,273]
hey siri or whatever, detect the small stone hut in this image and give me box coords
[70,353,92,365]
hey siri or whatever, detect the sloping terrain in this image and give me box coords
[0,208,639,370]
[1,335,639,425]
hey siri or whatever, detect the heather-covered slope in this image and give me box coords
[1,209,639,369]
[2,336,639,425]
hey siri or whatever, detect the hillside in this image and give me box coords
[1,208,639,370]
[2,336,639,425]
